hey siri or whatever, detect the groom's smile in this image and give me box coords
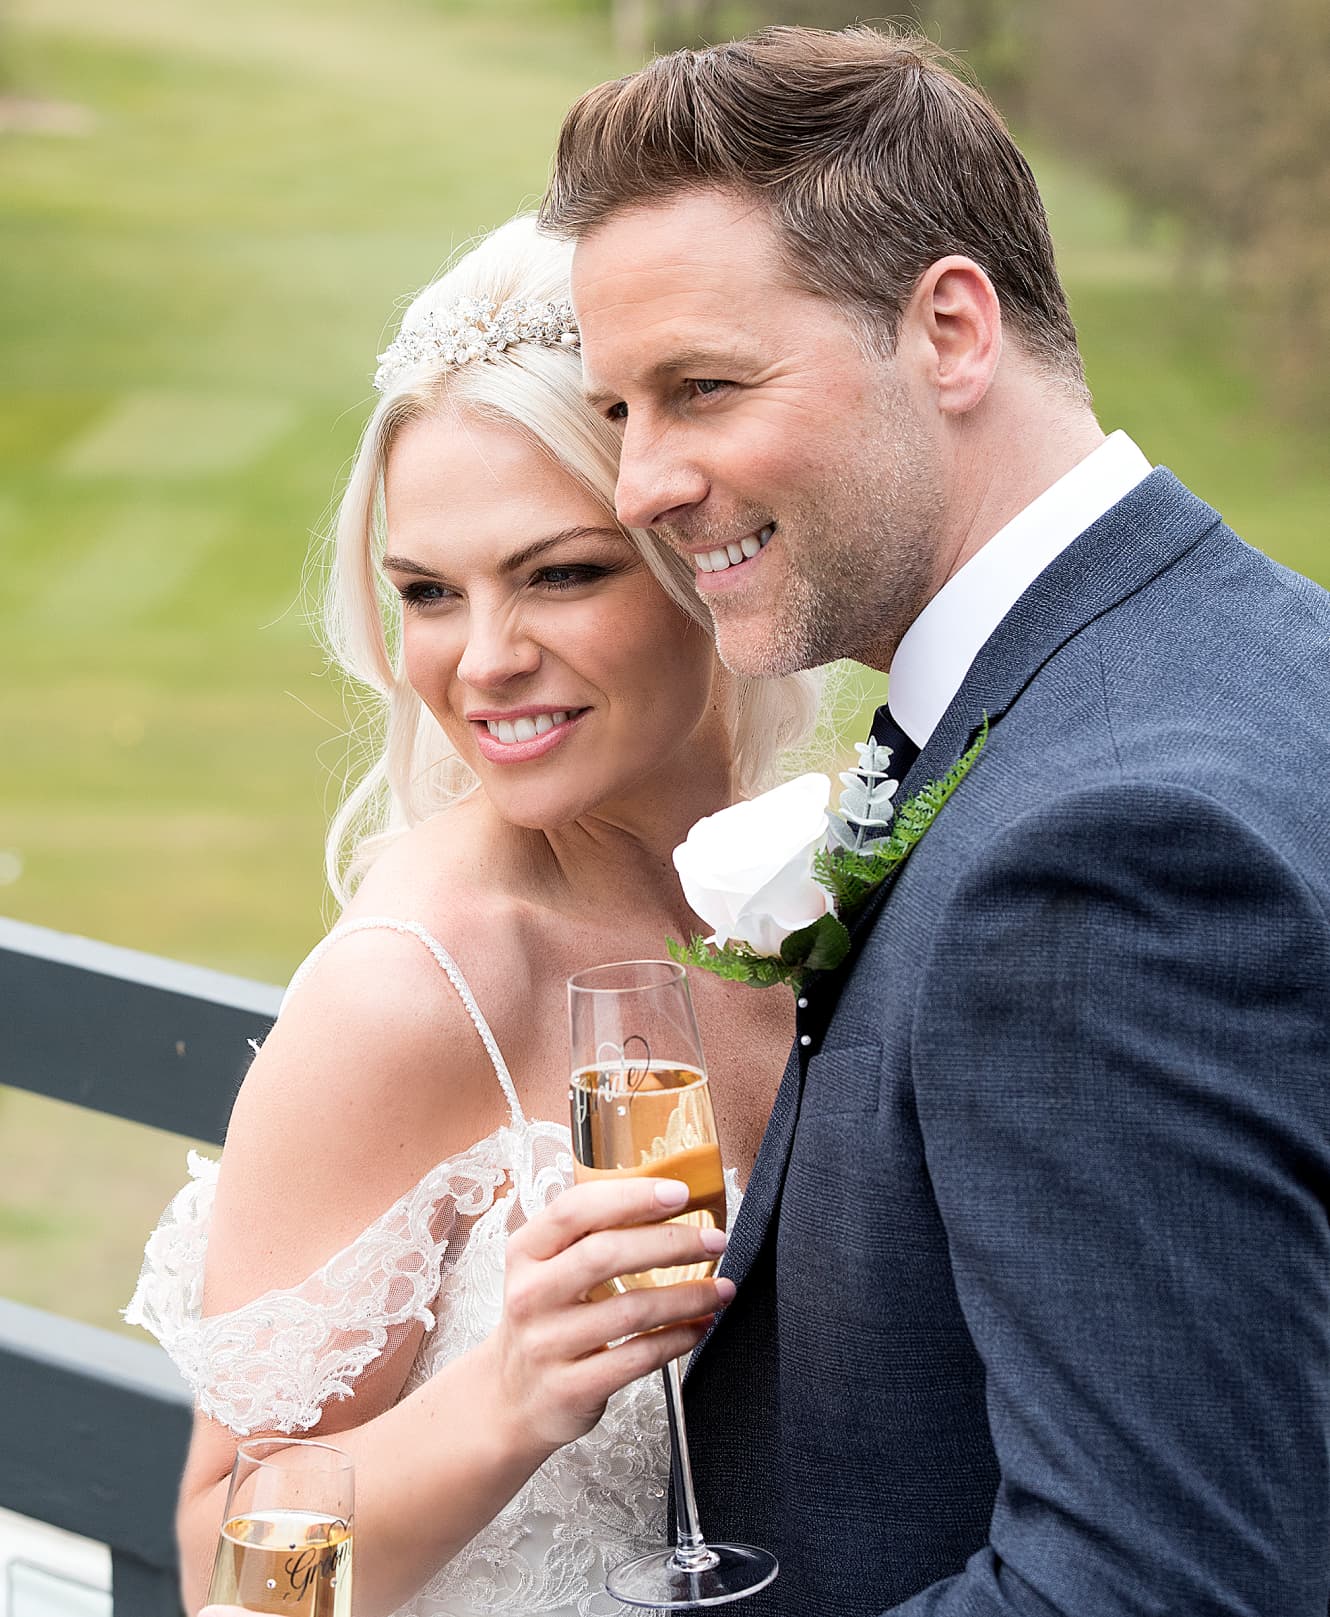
[690,522,776,583]
[571,188,946,679]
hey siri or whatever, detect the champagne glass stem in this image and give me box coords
[662,1357,720,1573]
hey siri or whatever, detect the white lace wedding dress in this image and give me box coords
[126,916,730,1617]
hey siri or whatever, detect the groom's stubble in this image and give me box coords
[663,367,947,681]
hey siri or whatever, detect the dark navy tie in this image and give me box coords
[869,702,921,785]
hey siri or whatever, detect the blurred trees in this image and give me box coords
[1025,0,1330,414]
[1222,0,1330,415]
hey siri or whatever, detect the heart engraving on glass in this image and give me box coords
[594,1035,653,1093]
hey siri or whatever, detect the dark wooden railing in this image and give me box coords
[0,915,282,1617]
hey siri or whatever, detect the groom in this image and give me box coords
[543,25,1330,1617]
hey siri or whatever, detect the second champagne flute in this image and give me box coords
[568,958,778,1609]
[206,1438,353,1616]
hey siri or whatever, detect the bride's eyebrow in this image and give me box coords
[501,525,627,573]
[381,526,626,581]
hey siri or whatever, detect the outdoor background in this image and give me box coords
[3,0,1328,1335]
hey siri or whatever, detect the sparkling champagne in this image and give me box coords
[207,1509,353,1617]
[570,1061,725,1289]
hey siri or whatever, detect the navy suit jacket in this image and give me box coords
[684,471,1330,1615]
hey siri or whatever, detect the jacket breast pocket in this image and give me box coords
[801,1040,881,1118]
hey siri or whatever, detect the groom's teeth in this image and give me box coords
[694,526,776,573]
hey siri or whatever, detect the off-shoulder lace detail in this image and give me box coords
[126,916,740,1615]
[124,1135,512,1435]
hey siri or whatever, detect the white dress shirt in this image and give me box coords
[887,430,1154,748]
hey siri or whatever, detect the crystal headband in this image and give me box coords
[373,295,580,392]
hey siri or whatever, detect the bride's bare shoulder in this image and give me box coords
[214,807,531,1297]
[344,796,524,933]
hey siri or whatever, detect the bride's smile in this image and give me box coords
[469,704,589,762]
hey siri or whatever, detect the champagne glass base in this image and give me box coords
[606,1543,778,1609]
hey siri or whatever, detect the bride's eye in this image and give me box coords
[398,580,454,611]
[605,402,628,423]
[535,564,611,591]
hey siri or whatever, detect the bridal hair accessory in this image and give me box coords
[373,295,580,392]
[671,721,988,990]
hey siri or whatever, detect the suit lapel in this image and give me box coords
[689,470,1221,1377]
[684,1043,801,1381]
[722,1041,803,1278]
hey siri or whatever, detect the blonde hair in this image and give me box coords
[320,216,824,906]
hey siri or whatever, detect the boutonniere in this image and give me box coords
[669,721,987,990]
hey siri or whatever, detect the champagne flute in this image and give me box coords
[206,1438,354,1616]
[568,959,778,1609]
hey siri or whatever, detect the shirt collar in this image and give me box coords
[887,430,1153,748]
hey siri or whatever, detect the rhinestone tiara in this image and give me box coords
[373,295,580,392]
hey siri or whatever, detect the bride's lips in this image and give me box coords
[470,707,589,764]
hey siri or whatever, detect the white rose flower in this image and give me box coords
[673,773,834,956]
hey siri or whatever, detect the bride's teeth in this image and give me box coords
[740,535,761,559]
[708,549,730,571]
[726,543,744,565]
[485,711,579,744]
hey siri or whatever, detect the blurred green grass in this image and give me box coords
[2,0,1327,1333]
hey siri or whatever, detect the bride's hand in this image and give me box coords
[482,1176,733,1454]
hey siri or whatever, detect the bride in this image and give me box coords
[127,216,821,1617]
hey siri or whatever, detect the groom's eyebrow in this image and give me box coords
[584,343,752,409]
[381,527,625,580]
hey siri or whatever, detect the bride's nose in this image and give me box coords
[455,605,542,688]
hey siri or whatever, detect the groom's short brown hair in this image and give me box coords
[541,25,1085,387]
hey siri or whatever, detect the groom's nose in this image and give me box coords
[614,423,708,532]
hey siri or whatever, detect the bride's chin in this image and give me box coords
[484,788,583,834]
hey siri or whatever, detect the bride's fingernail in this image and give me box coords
[714,1278,737,1304]
[700,1227,728,1253]
[654,1179,689,1208]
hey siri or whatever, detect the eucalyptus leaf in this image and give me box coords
[826,813,859,850]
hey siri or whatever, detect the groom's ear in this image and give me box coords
[906,256,1003,417]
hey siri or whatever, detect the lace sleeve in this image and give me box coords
[125,1143,511,1436]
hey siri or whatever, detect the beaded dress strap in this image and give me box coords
[282,916,525,1125]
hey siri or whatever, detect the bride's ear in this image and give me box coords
[905,256,1003,417]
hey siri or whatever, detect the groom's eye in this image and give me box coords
[690,379,731,399]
